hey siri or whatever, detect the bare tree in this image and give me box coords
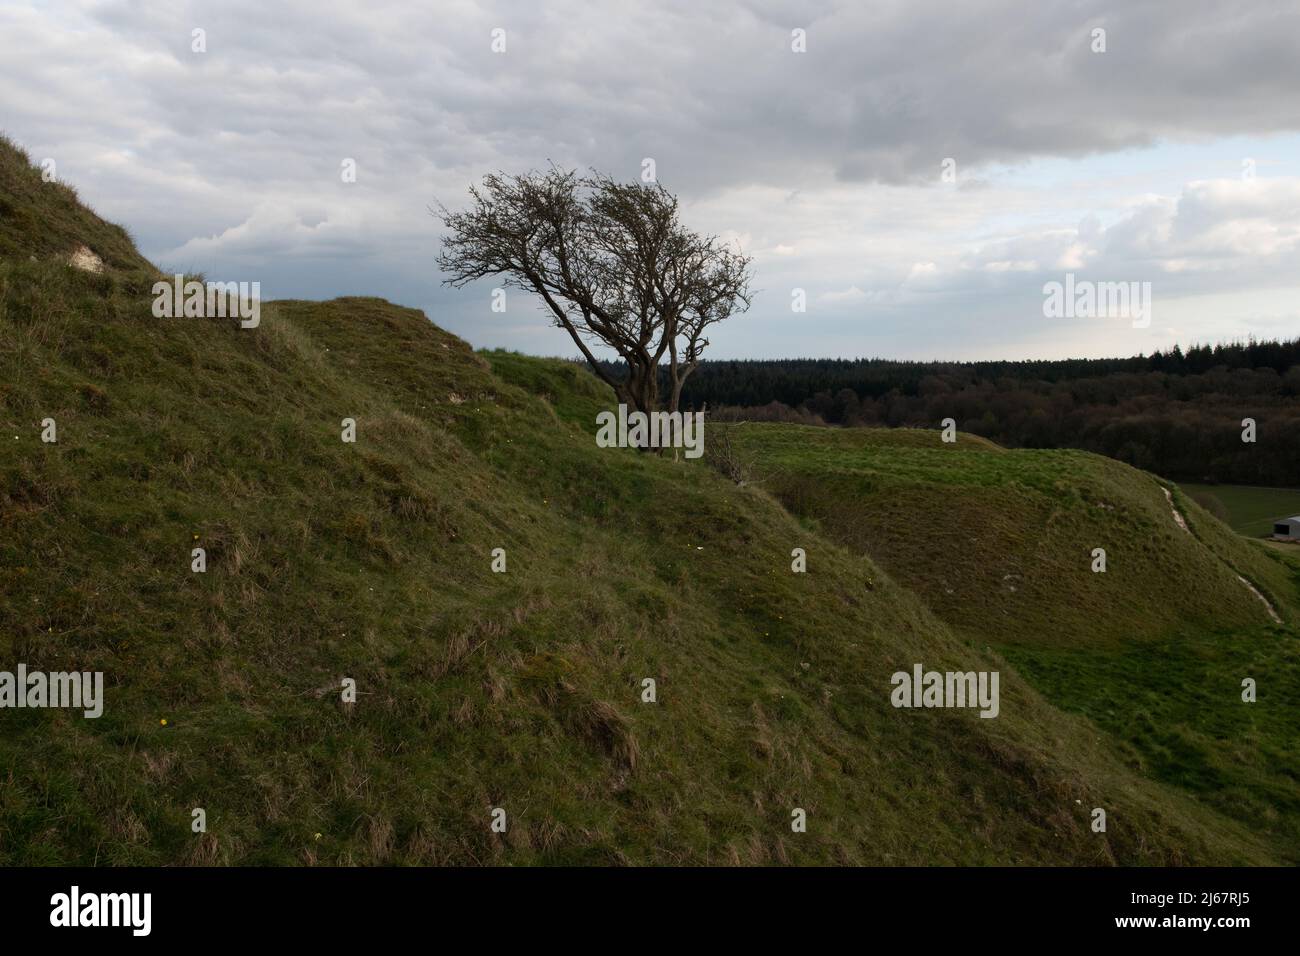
[435,168,752,417]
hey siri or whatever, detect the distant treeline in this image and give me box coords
[592,338,1300,484]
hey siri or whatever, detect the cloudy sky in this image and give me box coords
[4,0,1300,360]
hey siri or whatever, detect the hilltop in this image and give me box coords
[2,135,1296,865]
[724,424,1298,647]
[722,423,1300,854]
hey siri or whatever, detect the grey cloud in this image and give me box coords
[57,0,1300,195]
[2,0,1298,361]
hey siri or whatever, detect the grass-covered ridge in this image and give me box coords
[726,423,1299,648]
[0,136,155,274]
[726,421,1300,860]
[1,136,1293,865]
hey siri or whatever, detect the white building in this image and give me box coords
[1273,516,1300,541]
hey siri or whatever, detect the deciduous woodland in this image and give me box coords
[588,341,1300,484]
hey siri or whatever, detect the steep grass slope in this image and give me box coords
[726,422,1300,858]
[726,424,1299,647]
[0,136,155,275]
[0,138,1287,864]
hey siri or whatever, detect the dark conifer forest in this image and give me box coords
[596,338,1300,484]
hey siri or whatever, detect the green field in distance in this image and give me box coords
[1179,483,1300,537]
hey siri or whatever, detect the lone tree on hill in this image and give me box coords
[436,168,753,417]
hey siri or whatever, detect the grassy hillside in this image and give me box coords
[0,135,155,274]
[726,422,1300,858]
[726,424,1299,647]
[1,136,1293,865]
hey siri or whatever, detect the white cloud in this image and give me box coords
[2,0,1298,359]
[819,285,870,304]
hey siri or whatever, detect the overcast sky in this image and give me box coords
[4,0,1300,360]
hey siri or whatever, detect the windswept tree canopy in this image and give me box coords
[436,168,752,415]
